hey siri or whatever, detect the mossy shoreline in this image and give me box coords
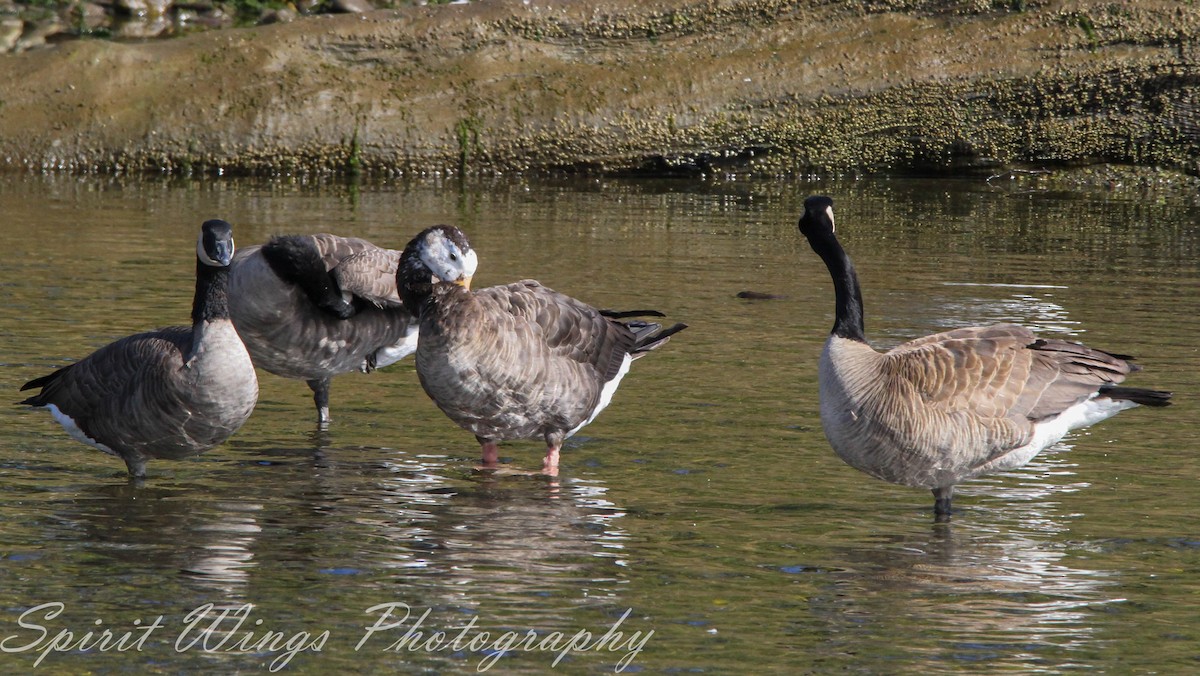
[1,0,1198,181]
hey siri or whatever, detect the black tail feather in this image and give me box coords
[20,373,54,392]
[630,322,688,356]
[1100,385,1172,407]
[18,370,61,406]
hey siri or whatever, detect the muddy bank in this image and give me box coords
[1,0,1198,178]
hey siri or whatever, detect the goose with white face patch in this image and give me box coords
[396,225,687,476]
[227,233,418,427]
[20,219,259,478]
[797,195,1172,517]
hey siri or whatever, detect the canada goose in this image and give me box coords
[227,233,418,426]
[396,225,687,475]
[797,195,1172,516]
[20,219,259,478]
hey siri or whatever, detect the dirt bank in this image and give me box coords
[1,0,1198,177]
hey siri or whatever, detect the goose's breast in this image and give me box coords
[183,321,258,423]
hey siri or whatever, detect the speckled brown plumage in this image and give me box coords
[397,225,685,475]
[418,281,666,442]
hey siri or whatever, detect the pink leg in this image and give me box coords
[542,445,560,476]
[480,441,500,466]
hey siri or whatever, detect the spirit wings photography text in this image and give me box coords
[0,601,653,672]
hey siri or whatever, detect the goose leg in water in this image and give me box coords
[306,378,332,427]
[125,454,148,480]
[542,446,561,477]
[479,439,500,467]
[933,486,954,517]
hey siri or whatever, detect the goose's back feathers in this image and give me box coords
[228,234,416,380]
[308,232,377,263]
[417,280,682,443]
[304,233,404,307]
[883,324,1134,421]
[488,280,639,382]
[416,281,624,440]
[797,194,1171,513]
[332,248,403,308]
[821,315,1165,490]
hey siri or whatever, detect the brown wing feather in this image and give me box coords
[882,324,1134,422]
[416,281,640,442]
[1019,338,1135,420]
[20,328,196,454]
[307,234,377,269]
[480,281,637,382]
[332,248,403,307]
[306,234,404,307]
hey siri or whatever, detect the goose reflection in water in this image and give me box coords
[364,472,632,613]
[207,433,636,628]
[58,482,263,598]
[806,447,1118,669]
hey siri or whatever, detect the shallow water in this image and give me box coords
[0,174,1197,673]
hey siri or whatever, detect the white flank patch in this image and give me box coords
[372,325,419,369]
[46,404,117,457]
[568,353,632,438]
[1007,394,1140,468]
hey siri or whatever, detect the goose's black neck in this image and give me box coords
[262,236,353,317]
[192,259,232,325]
[397,249,434,319]
[809,229,867,343]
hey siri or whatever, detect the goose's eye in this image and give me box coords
[449,252,458,262]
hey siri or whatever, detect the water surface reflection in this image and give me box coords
[812,510,1120,671]
[0,174,1197,673]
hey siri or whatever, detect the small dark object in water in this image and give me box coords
[737,290,788,300]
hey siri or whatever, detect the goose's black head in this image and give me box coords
[193,219,236,324]
[397,225,478,316]
[198,219,235,267]
[798,195,836,241]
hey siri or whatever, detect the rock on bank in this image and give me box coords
[1,0,1198,177]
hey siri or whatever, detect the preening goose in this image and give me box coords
[396,225,687,476]
[227,233,418,426]
[20,219,259,478]
[797,195,1172,516]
